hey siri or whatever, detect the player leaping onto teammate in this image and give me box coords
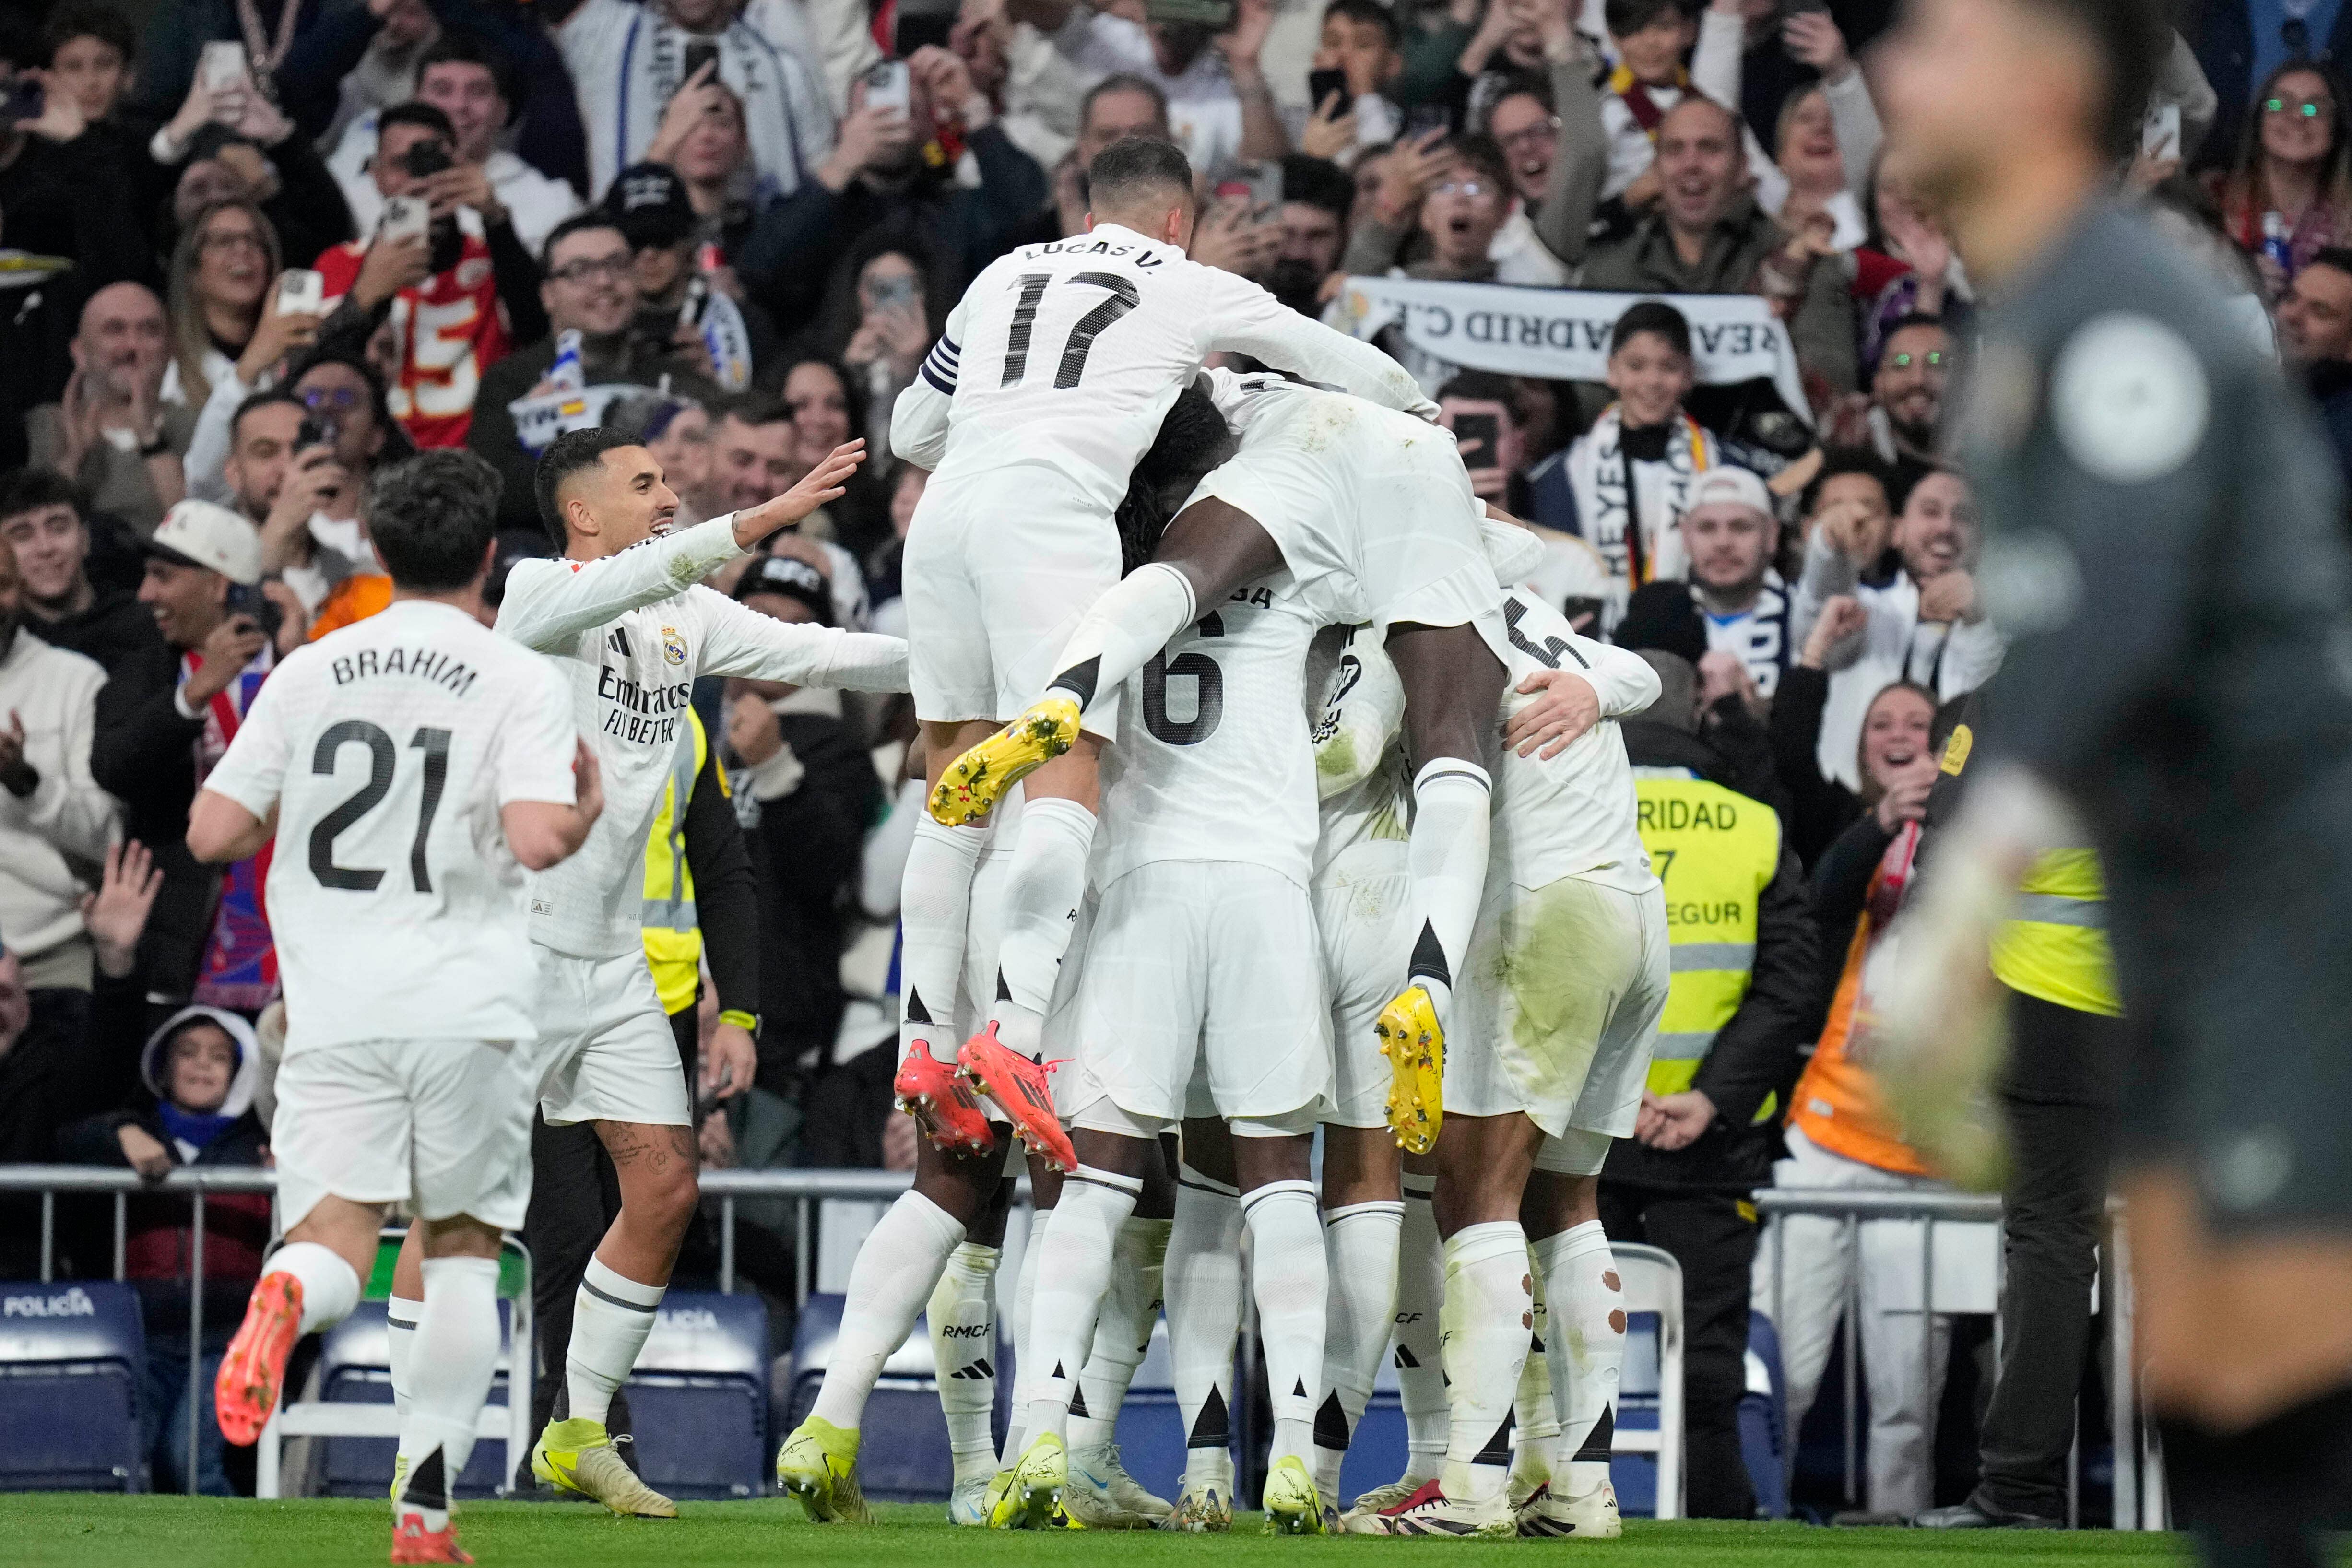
[886,134,1437,1177]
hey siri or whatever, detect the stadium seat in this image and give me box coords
[784,1292,955,1503]
[309,1301,518,1499]
[1606,1243,1686,1521]
[1744,1311,1790,1518]
[257,1232,532,1500]
[626,1290,771,1500]
[0,1281,146,1491]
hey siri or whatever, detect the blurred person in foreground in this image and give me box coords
[1872,1,2352,1563]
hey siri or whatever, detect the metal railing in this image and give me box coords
[0,1164,954,1497]
[1754,1187,2150,1529]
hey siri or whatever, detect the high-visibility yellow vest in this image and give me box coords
[641,709,717,1015]
[1989,847,2120,1017]
[1635,774,1783,1108]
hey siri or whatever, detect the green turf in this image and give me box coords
[4,1494,2197,1568]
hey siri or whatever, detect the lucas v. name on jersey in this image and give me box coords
[595,624,694,746]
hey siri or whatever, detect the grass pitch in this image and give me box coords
[6,1494,2198,1568]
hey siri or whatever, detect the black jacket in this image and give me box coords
[745,709,879,1083]
[1604,723,1823,1192]
[1766,662,1865,870]
[26,588,164,676]
[91,640,219,995]
[469,335,724,533]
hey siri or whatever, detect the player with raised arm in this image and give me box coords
[486,427,905,1518]
[885,134,1437,1178]
[198,451,604,1565]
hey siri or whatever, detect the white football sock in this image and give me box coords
[1018,1167,1139,1448]
[999,1208,1050,1467]
[1394,1173,1447,1479]
[1403,759,1491,1030]
[1043,562,1197,719]
[902,817,989,1063]
[1533,1220,1623,1499]
[1243,1179,1327,1470]
[1512,1263,1559,1496]
[1439,1220,1532,1505]
[567,1257,664,1426]
[812,1191,964,1430]
[1168,1165,1242,1490]
[395,1255,501,1531]
[265,1241,361,1334]
[988,797,1096,1053]
[1071,1216,1170,1454]
[386,1295,421,1427]
[927,1240,1001,1484]
[1316,1198,1403,1502]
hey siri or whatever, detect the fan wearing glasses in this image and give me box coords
[468,215,726,533]
[1340,131,1514,283]
[1838,313,1951,501]
[2219,61,2352,298]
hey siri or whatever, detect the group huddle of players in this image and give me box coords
[773,131,1673,1539]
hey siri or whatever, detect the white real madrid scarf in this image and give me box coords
[1564,404,1713,618]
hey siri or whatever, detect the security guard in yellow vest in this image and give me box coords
[1915,710,2123,1532]
[520,704,763,1462]
[1598,659,1823,1519]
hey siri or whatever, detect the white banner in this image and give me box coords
[508,382,647,457]
[1331,275,1810,420]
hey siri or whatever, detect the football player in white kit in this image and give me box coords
[194,457,603,1565]
[1360,565,1669,1539]
[485,427,907,1516]
[1005,389,1341,1537]
[955,373,1516,1160]
[885,134,1435,1179]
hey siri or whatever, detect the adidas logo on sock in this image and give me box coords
[948,1358,996,1380]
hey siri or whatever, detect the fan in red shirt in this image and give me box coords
[315,102,523,449]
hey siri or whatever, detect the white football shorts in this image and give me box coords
[532,948,692,1128]
[902,464,1123,738]
[272,1037,538,1232]
[1447,873,1670,1142]
[1069,860,1332,1132]
[1313,842,1413,1131]
[1194,398,1512,671]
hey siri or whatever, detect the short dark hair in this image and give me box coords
[416,29,514,107]
[230,388,306,447]
[535,427,642,545]
[720,391,792,430]
[1609,299,1692,360]
[541,212,628,270]
[1445,133,1511,196]
[0,467,86,525]
[2309,246,2352,280]
[1117,378,1230,573]
[2018,0,2163,159]
[1437,369,1518,415]
[378,100,457,145]
[1802,447,1895,516]
[1487,72,1554,119]
[1321,0,1400,47]
[366,450,504,591]
[1280,153,1353,224]
[1080,72,1169,131]
[1088,135,1194,216]
[1604,0,1688,36]
[43,3,134,65]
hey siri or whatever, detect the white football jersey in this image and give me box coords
[1097,569,1324,890]
[1489,588,1660,898]
[496,516,907,958]
[201,601,579,1054]
[1308,623,1408,877]
[890,224,1432,516]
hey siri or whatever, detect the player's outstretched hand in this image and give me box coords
[730,440,866,549]
[1502,667,1599,759]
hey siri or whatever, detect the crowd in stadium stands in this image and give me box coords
[0,0,2317,1513]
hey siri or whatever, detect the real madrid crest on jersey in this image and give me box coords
[662,627,688,666]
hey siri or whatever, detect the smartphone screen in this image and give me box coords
[682,41,720,82]
[199,40,248,92]
[276,268,325,317]
[1308,68,1349,111]
[1404,102,1454,141]
[380,196,430,246]
[1452,412,1501,465]
[863,60,911,116]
